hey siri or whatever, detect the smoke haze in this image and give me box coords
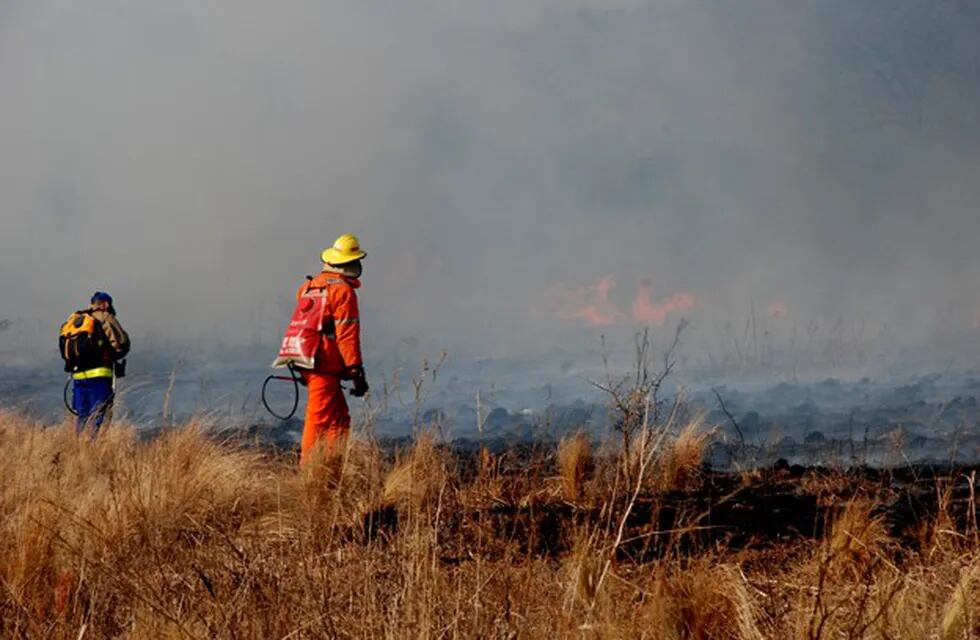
[2,1,979,364]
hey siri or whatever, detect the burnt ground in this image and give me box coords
[361,461,980,562]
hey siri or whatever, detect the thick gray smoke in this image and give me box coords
[2,1,979,365]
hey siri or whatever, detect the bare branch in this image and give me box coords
[712,388,745,450]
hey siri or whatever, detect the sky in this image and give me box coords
[1,0,979,364]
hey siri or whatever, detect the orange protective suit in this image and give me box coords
[296,271,363,464]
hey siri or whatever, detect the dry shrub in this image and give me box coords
[557,431,592,501]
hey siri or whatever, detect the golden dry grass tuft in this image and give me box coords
[656,415,712,492]
[642,562,764,640]
[829,497,892,570]
[557,431,592,501]
[381,430,448,510]
[941,562,980,640]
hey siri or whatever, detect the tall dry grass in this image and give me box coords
[557,431,592,501]
[1,408,979,639]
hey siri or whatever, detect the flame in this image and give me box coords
[767,300,788,320]
[550,276,696,327]
[631,279,697,326]
[553,275,625,326]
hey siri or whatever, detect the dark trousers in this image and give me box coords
[73,377,114,434]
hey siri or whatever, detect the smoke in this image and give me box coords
[1,1,980,364]
[767,301,788,321]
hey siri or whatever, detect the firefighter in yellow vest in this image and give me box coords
[59,292,130,432]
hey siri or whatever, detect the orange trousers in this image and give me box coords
[300,372,350,464]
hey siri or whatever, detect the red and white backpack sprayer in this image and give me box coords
[261,278,329,420]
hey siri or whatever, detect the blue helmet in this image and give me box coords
[91,291,113,305]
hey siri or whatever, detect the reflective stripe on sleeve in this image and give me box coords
[334,318,360,324]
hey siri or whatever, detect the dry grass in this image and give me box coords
[381,430,447,510]
[941,562,979,640]
[557,431,592,501]
[828,497,892,570]
[656,414,712,492]
[641,562,765,640]
[2,408,980,639]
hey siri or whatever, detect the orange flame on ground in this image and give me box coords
[768,300,788,320]
[553,275,625,326]
[632,279,697,326]
[550,276,696,327]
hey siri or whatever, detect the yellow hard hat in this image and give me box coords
[321,233,366,265]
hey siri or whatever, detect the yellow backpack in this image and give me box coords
[59,311,107,373]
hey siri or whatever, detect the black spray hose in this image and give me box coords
[261,364,302,421]
[64,377,78,416]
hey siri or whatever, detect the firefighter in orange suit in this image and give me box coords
[297,233,369,463]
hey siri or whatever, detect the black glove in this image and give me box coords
[347,365,369,397]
